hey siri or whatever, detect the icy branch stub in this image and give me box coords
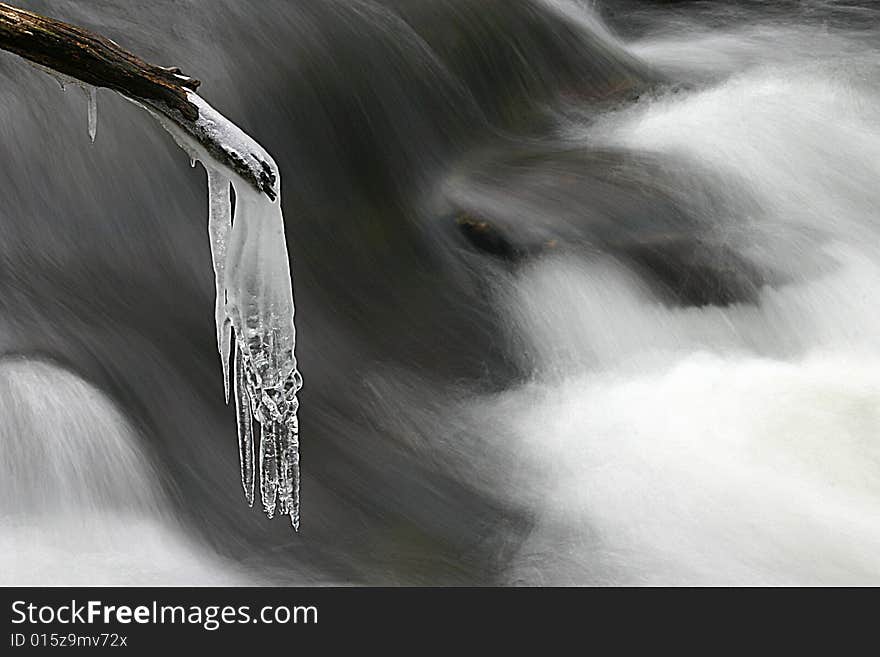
[160,93,303,530]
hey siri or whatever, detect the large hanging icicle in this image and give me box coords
[224,168,302,530]
[1,3,303,529]
[153,92,303,530]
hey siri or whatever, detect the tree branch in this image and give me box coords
[0,2,277,199]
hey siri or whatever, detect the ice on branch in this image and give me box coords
[153,92,303,530]
[0,2,301,528]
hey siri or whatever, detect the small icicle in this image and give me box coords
[190,158,196,168]
[206,167,233,402]
[276,419,293,516]
[284,417,301,531]
[260,422,279,518]
[234,341,255,506]
[87,86,97,142]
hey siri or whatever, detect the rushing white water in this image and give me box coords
[0,359,254,585]
[471,20,880,585]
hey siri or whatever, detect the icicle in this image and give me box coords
[259,421,279,518]
[87,86,97,142]
[206,167,233,402]
[278,416,300,530]
[225,174,302,530]
[233,341,255,506]
[152,90,303,530]
[190,158,197,168]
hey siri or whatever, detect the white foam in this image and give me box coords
[0,359,254,585]
[482,28,880,584]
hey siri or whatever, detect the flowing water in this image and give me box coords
[1,0,879,585]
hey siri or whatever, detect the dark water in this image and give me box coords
[2,0,880,585]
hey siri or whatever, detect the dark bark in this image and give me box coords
[0,2,276,198]
[0,3,200,118]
